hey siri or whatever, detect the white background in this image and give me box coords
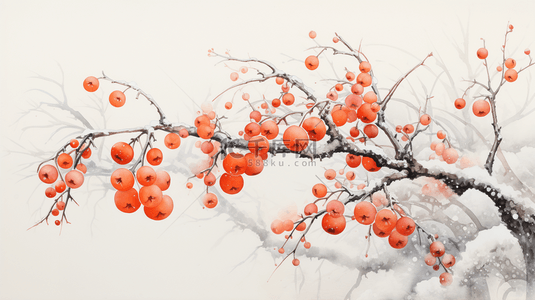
[1,1,535,299]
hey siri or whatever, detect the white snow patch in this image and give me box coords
[127,81,139,90]
[413,276,468,300]
[456,224,524,275]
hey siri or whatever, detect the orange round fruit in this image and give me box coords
[223,152,247,175]
[109,90,126,108]
[420,114,431,126]
[375,209,398,232]
[430,241,445,257]
[114,188,141,213]
[39,165,59,184]
[200,141,214,154]
[350,84,364,96]
[55,180,66,193]
[331,109,348,127]
[388,230,408,249]
[442,148,459,164]
[504,68,518,82]
[322,213,346,235]
[230,72,239,81]
[356,103,376,123]
[282,93,295,106]
[82,147,92,159]
[110,168,135,191]
[203,193,218,208]
[359,61,371,73]
[144,195,173,220]
[271,219,284,234]
[353,201,377,225]
[260,120,279,140]
[219,173,244,195]
[244,153,264,176]
[326,200,345,218]
[439,272,453,286]
[197,124,214,139]
[83,76,99,92]
[362,157,381,172]
[312,183,327,198]
[305,55,319,70]
[472,99,490,117]
[70,139,79,148]
[356,72,372,87]
[442,254,456,268]
[454,98,466,109]
[346,154,361,168]
[304,203,318,216]
[504,58,516,69]
[57,153,73,169]
[154,170,171,191]
[395,216,416,236]
[363,91,377,103]
[326,90,338,101]
[65,170,84,189]
[477,48,488,59]
[139,185,163,208]
[244,122,261,137]
[424,253,436,266]
[283,126,309,152]
[403,124,414,134]
[76,163,87,174]
[45,187,56,198]
[302,117,326,141]
[136,166,157,186]
[363,124,378,138]
[248,136,270,156]
[146,148,163,166]
[164,133,181,149]
[373,222,392,238]
[111,142,134,165]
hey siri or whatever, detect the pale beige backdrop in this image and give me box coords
[1,0,534,299]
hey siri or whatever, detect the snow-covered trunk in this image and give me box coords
[467,277,491,300]
[476,190,534,300]
[515,228,535,300]
[469,188,534,300]
[487,190,535,300]
[415,165,535,299]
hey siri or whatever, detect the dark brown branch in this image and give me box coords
[100,72,170,126]
[380,53,433,109]
[210,52,318,102]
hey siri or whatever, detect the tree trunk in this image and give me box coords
[422,169,535,300]
[467,276,491,300]
[490,192,535,300]
[485,192,535,300]
[517,234,535,300]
